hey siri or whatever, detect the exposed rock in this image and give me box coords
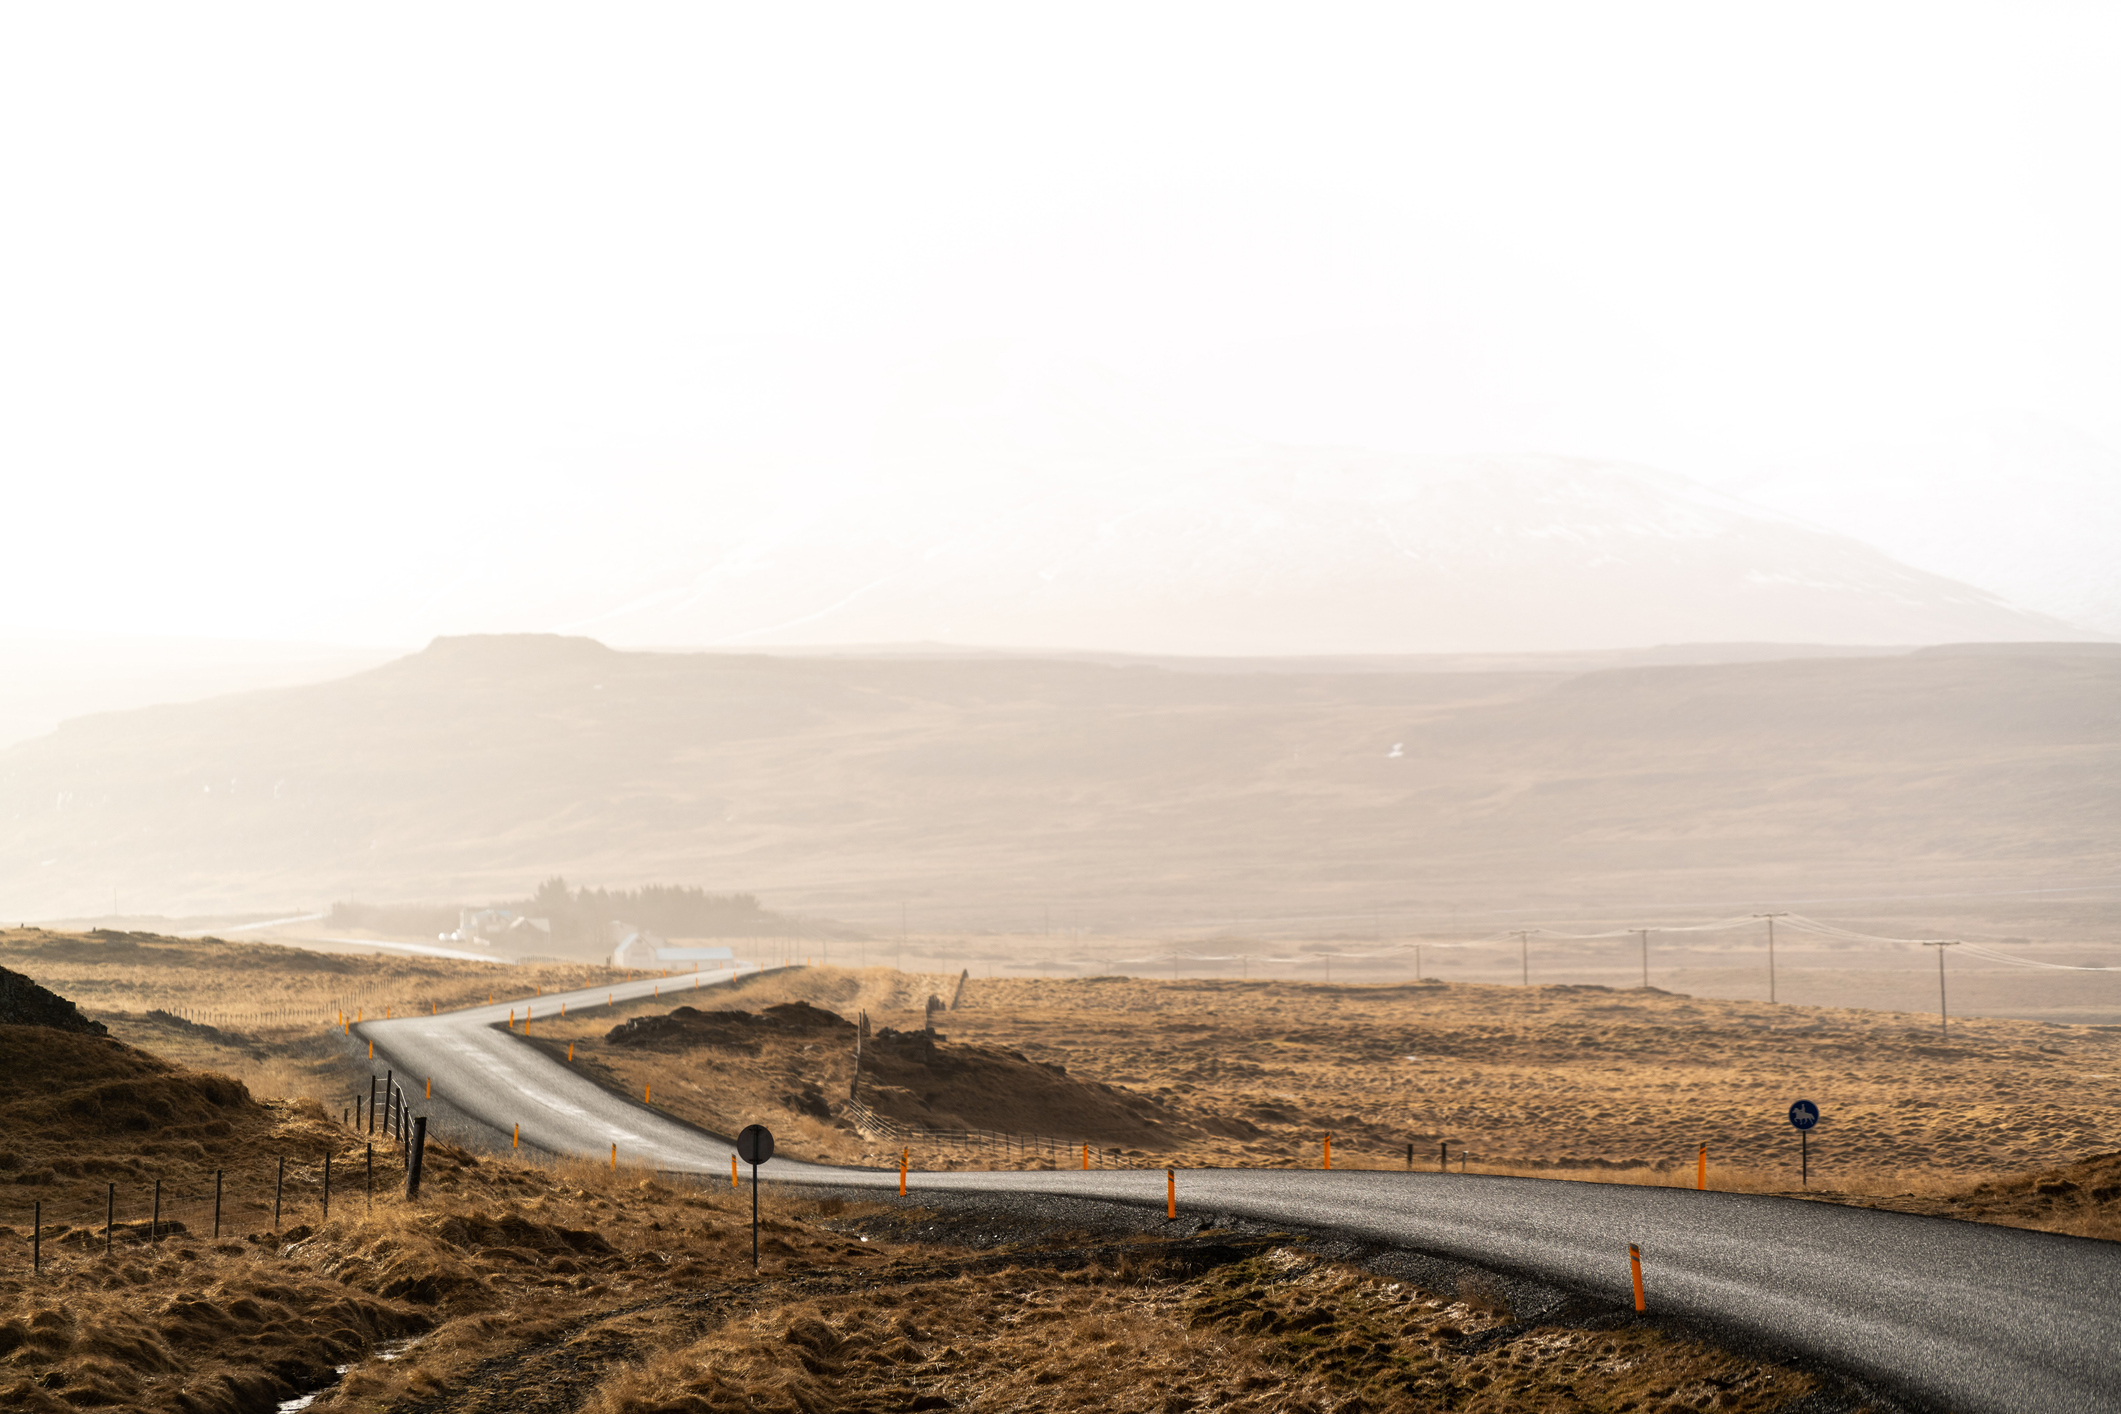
[0,965,107,1035]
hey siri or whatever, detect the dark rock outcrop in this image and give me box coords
[0,965,108,1035]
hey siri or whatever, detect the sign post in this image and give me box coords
[1787,1100,1819,1187]
[736,1124,775,1268]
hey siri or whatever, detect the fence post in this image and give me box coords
[152,1178,161,1243]
[1440,1141,1447,1172]
[322,1152,331,1220]
[406,1118,428,1201]
[367,1144,373,1208]
[213,1171,222,1239]
[31,1201,38,1275]
[368,1076,377,1134]
[106,1183,115,1255]
[274,1157,284,1231]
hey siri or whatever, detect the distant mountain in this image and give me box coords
[1735,413,2121,639]
[2,634,2114,929]
[566,447,2089,654]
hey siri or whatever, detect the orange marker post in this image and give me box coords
[513,1124,519,1150]
[610,1143,616,1171]
[567,1041,574,1061]
[1081,1142,1089,1170]
[1629,1243,1646,1311]
[1696,1145,1707,1191]
[1324,1134,1333,1170]
[367,1040,373,1059]
[425,1078,431,1099]
[899,1147,908,1196]
[731,1155,738,1189]
[645,1083,651,1104]
[1167,1169,1176,1220]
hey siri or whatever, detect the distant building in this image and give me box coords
[439,908,549,947]
[608,921,662,969]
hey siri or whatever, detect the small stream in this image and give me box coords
[274,1335,425,1412]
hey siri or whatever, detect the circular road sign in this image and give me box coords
[737,1124,776,1165]
[1788,1100,1820,1131]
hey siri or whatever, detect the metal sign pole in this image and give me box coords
[736,1124,776,1270]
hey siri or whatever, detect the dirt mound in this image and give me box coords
[0,965,106,1035]
[0,1025,266,1183]
[857,1030,1209,1146]
[606,1000,855,1052]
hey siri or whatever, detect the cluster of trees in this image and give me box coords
[503,877,790,943]
[329,879,798,945]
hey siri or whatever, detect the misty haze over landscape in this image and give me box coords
[4,11,2120,1411]
[0,6,2113,1014]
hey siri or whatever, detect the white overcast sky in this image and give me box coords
[2,4,2117,644]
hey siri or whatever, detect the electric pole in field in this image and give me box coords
[1514,930,1531,986]
[1924,941,1960,1039]
[1637,929,1650,988]
[1755,914,1789,1003]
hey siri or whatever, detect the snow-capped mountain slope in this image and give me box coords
[1736,413,2121,638]
[574,446,2086,654]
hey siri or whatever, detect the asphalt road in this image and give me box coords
[358,970,2121,1414]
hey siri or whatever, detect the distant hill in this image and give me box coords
[1,635,2114,931]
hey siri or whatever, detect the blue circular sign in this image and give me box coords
[1788,1100,1820,1131]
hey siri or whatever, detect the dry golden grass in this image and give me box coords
[523,966,2121,1240]
[1,1017,1841,1412]
[1,926,621,1104]
[571,1241,1814,1414]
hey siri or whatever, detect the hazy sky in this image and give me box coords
[4,5,2117,645]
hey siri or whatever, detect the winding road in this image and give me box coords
[357,968,2121,1414]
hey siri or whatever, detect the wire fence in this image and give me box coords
[0,1145,407,1276]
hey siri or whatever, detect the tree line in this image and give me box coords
[327,878,794,944]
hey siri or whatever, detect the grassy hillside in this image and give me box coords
[1,637,2115,934]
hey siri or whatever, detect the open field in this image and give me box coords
[0,1020,1839,1414]
[0,928,625,1105]
[8,930,2118,1241]
[518,966,2121,1240]
[5,637,2116,951]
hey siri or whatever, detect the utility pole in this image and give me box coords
[1924,941,1960,1039]
[1514,930,1531,986]
[1755,914,1789,1004]
[1637,930,1650,988]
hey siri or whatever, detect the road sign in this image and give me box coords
[1788,1101,1819,1131]
[737,1124,775,1165]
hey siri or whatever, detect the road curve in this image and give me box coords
[358,971,2121,1414]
